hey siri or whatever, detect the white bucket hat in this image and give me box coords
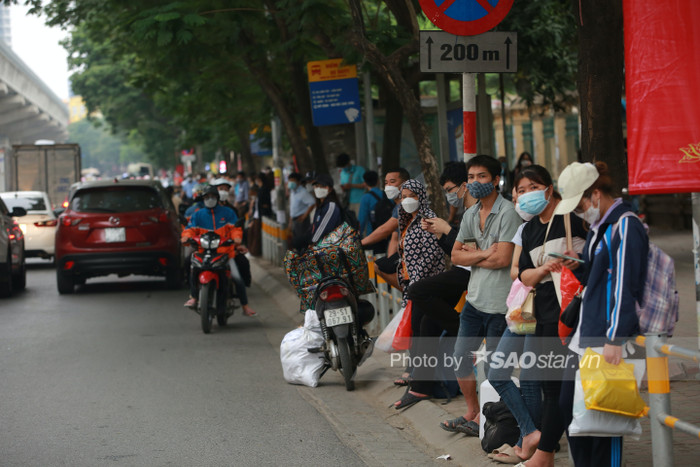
[553,162,600,215]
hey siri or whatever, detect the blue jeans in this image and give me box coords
[452,301,507,379]
[488,329,541,445]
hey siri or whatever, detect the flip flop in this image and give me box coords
[393,391,431,410]
[456,420,479,437]
[393,373,411,387]
[491,446,525,464]
[439,416,468,433]
[488,444,513,459]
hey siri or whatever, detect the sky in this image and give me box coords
[10,3,71,101]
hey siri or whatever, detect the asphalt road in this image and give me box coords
[0,260,367,467]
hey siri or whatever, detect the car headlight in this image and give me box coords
[199,236,220,249]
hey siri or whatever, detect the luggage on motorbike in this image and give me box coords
[284,222,375,312]
[280,310,326,387]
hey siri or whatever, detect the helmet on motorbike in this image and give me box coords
[202,185,220,200]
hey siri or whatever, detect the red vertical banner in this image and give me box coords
[624,0,700,194]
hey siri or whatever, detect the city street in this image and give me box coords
[0,260,434,466]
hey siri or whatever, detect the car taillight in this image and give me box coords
[63,261,75,270]
[158,257,168,266]
[319,285,350,302]
[61,216,81,227]
[35,220,58,227]
[148,212,170,223]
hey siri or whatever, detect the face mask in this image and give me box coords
[288,181,297,190]
[518,189,550,215]
[401,197,420,213]
[446,184,465,208]
[468,180,495,199]
[385,185,400,200]
[575,198,601,225]
[521,160,532,167]
[204,198,218,209]
[514,202,535,221]
[314,187,329,199]
[218,190,229,202]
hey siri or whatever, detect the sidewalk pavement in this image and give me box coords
[250,227,700,466]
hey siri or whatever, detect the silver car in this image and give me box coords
[0,191,58,260]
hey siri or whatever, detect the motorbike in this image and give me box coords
[309,249,375,391]
[187,230,239,334]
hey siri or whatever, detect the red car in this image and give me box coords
[55,179,183,294]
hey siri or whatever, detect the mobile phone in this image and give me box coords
[547,252,584,264]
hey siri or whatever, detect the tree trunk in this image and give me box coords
[244,59,315,175]
[381,85,403,171]
[236,127,256,175]
[575,0,626,191]
[346,0,446,219]
[290,62,328,175]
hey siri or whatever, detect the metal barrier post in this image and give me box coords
[646,333,674,467]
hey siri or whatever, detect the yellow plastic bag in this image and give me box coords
[579,348,646,418]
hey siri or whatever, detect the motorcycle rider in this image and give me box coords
[183,186,256,317]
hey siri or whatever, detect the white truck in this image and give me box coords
[8,143,81,210]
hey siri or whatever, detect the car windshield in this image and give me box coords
[1,194,47,212]
[71,187,163,213]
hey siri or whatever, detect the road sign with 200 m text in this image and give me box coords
[420,30,517,73]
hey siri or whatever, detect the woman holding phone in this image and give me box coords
[509,165,587,466]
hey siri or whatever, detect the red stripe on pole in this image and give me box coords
[463,111,477,155]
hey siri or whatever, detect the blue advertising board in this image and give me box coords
[307,59,361,126]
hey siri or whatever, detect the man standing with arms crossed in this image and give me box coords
[441,155,521,436]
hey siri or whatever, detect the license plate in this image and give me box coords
[324,306,353,327]
[104,227,126,242]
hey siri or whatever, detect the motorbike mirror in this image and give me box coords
[222,238,234,246]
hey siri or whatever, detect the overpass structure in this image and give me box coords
[0,39,68,146]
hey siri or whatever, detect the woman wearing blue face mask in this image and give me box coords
[508,165,588,465]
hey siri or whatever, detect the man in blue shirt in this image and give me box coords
[184,186,255,317]
[287,172,316,240]
[234,171,249,214]
[358,170,383,237]
[337,152,366,216]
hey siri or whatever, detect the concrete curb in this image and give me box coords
[249,256,570,466]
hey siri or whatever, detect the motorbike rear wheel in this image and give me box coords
[199,283,215,334]
[337,337,355,391]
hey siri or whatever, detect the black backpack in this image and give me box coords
[368,191,395,230]
[481,401,520,453]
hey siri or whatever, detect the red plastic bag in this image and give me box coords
[559,267,583,344]
[392,300,413,350]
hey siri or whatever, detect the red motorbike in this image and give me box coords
[184,226,242,334]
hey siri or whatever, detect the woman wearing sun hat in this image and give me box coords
[539,161,649,467]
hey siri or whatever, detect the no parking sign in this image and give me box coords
[419,0,514,36]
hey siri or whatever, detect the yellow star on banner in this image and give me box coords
[678,142,700,163]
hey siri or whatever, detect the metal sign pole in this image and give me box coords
[463,73,477,162]
[692,192,700,350]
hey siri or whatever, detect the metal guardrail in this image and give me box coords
[635,334,700,466]
[261,217,288,267]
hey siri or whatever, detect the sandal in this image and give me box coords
[393,391,430,410]
[439,417,479,436]
[393,373,411,387]
[439,416,468,432]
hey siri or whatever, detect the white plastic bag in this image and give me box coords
[280,310,325,387]
[568,359,645,439]
[375,306,405,352]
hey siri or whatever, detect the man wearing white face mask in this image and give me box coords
[360,168,411,290]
